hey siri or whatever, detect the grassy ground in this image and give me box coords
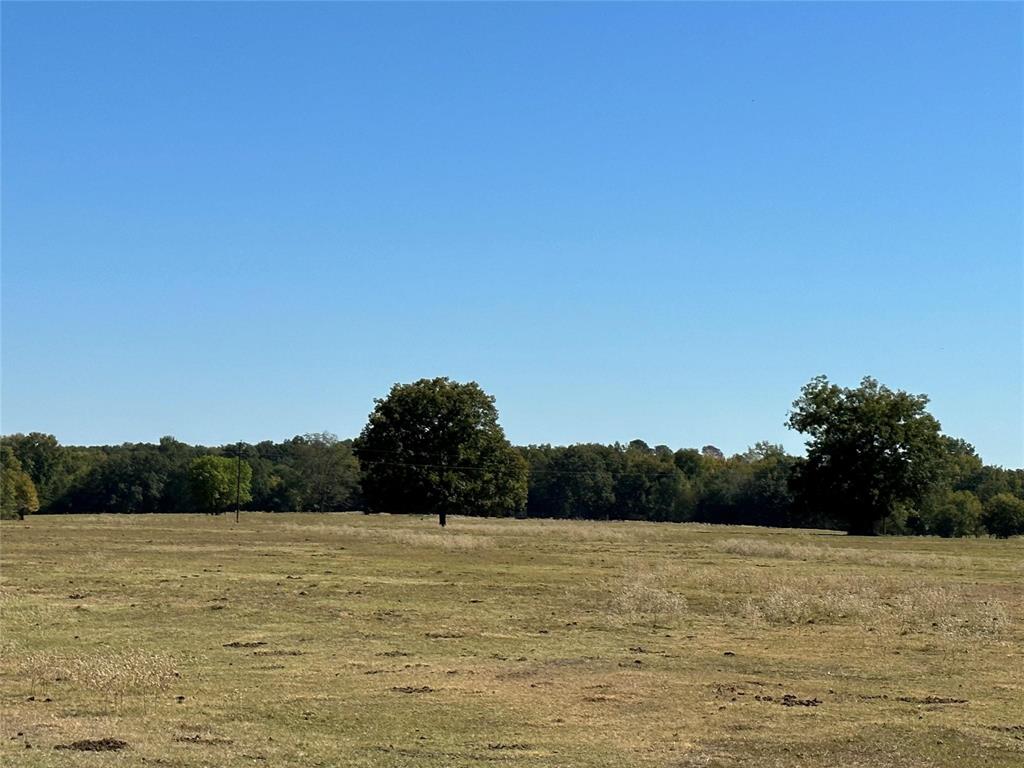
[1,513,1022,767]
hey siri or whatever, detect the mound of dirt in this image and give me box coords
[174,734,233,745]
[253,649,302,656]
[780,694,821,707]
[897,695,967,705]
[55,738,128,752]
[755,694,821,707]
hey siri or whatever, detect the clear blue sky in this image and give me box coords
[2,2,1022,466]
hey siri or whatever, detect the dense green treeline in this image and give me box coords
[519,441,800,526]
[0,432,362,517]
[3,376,1023,537]
[3,431,1022,536]
[517,439,1023,536]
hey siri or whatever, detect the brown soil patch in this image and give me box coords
[174,734,233,745]
[897,695,968,705]
[55,738,128,752]
[755,694,821,707]
[252,649,303,657]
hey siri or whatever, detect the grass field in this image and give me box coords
[1,513,1022,767]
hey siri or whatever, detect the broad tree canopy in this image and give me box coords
[354,378,527,522]
[188,455,252,514]
[787,376,947,535]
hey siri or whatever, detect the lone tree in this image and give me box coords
[787,376,947,535]
[188,455,252,514]
[354,377,527,526]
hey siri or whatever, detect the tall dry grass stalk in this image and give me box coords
[739,574,1010,638]
[13,649,178,710]
[715,537,969,569]
[276,521,493,550]
[607,569,688,626]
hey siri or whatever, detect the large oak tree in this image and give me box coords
[354,378,527,525]
[787,376,947,535]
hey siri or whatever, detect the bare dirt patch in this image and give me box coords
[897,695,968,705]
[174,734,233,745]
[253,649,303,657]
[754,693,822,707]
[54,738,128,752]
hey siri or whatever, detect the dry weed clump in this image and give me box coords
[683,565,759,596]
[460,518,643,543]
[716,538,827,561]
[741,574,1010,638]
[0,593,70,633]
[378,529,492,551]
[530,520,637,543]
[742,582,876,625]
[14,649,178,708]
[887,586,1010,637]
[715,537,961,569]
[608,569,688,626]
[277,520,492,550]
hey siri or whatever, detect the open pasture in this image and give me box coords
[1,513,1022,767]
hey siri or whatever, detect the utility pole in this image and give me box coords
[234,441,243,524]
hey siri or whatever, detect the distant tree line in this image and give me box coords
[2,376,1023,537]
[517,437,1023,537]
[0,432,361,518]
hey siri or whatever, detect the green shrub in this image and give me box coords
[923,490,983,537]
[982,493,1024,538]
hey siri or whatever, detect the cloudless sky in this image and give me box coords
[2,2,1022,466]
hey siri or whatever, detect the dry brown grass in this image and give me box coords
[0,596,68,630]
[714,536,972,569]
[275,518,493,549]
[606,568,689,626]
[441,517,643,542]
[10,649,179,709]
[376,529,492,550]
[1,513,1022,768]
[738,573,1010,638]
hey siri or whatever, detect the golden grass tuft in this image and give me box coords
[607,568,688,626]
[740,574,1010,638]
[12,649,178,708]
[276,519,493,549]
[715,537,966,569]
